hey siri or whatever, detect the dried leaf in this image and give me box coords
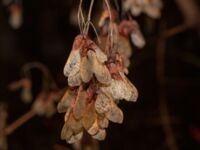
[57,90,75,113]
[92,129,106,141]
[73,91,87,120]
[88,51,111,85]
[80,56,93,83]
[82,101,97,130]
[63,50,80,77]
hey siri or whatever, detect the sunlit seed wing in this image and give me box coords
[92,129,106,141]
[82,101,97,130]
[87,119,99,136]
[68,113,83,134]
[94,47,107,63]
[80,56,93,83]
[64,108,71,122]
[57,90,75,113]
[61,123,73,140]
[73,91,87,120]
[63,50,80,77]
[67,132,83,144]
[95,93,111,114]
[98,115,109,129]
[106,101,123,124]
[88,51,111,85]
[68,70,81,87]
[120,72,138,102]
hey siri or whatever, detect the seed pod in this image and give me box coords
[73,91,87,120]
[68,70,81,87]
[92,129,106,141]
[106,101,124,124]
[57,90,75,113]
[87,119,99,136]
[68,132,83,144]
[82,101,97,130]
[97,115,109,129]
[61,123,73,141]
[64,50,80,77]
[88,50,111,85]
[80,56,93,83]
[94,47,107,63]
[95,92,111,114]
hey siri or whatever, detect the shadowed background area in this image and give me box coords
[0,0,199,150]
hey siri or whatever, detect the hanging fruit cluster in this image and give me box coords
[57,0,147,143]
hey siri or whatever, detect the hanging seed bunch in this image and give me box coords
[123,0,163,19]
[58,0,145,143]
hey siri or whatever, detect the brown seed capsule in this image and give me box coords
[80,56,93,83]
[88,50,111,85]
[73,91,87,120]
[57,90,75,113]
[92,129,106,141]
[82,101,97,130]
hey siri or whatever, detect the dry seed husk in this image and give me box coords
[131,30,145,49]
[73,91,87,120]
[94,47,107,63]
[68,70,81,87]
[106,101,124,123]
[64,50,80,77]
[80,56,93,83]
[87,119,99,135]
[97,115,109,129]
[82,101,97,130]
[92,129,106,140]
[95,92,111,114]
[57,90,75,113]
[61,123,73,140]
[68,132,83,144]
[68,113,83,134]
[88,50,111,84]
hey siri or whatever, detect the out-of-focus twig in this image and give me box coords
[156,24,179,150]
[5,110,36,135]
[175,0,200,27]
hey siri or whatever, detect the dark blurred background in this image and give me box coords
[0,0,199,150]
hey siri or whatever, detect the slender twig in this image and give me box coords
[5,110,36,135]
[162,24,188,38]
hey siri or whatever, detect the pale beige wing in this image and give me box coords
[57,90,75,113]
[63,50,80,77]
[80,56,93,83]
[88,50,111,85]
[92,129,106,141]
[73,91,87,120]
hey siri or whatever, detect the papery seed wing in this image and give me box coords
[95,93,111,114]
[63,50,80,77]
[57,90,75,113]
[68,70,81,87]
[73,91,87,120]
[61,123,73,140]
[68,113,83,134]
[92,129,106,141]
[87,119,99,136]
[88,51,111,84]
[82,101,97,130]
[80,56,93,83]
[106,101,123,124]
[98,115,109,129]
[64,108,71,122]
[94,47,107,63]
[120,72,138,102]
[67,132,83,144]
